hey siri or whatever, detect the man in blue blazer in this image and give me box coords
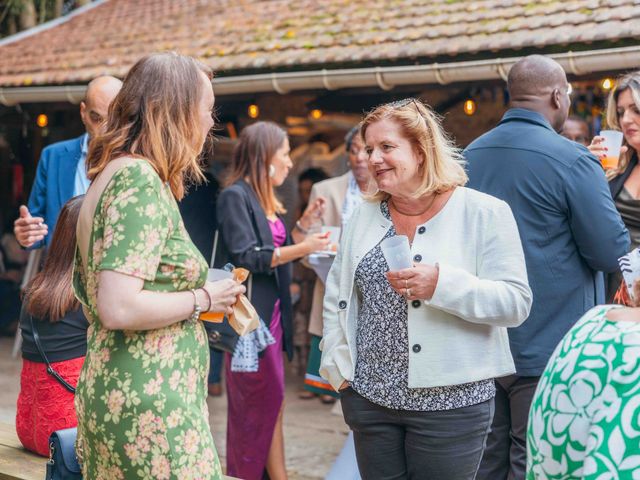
[14,76,121,248]
[466,55,629,480]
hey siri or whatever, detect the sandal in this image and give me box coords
[320,394,337,404]
[298,390,316,400]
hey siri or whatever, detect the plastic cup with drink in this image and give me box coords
[200,263,234,322]
[380,235,413,271]
[599,130,624,169]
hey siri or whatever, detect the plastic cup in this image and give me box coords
[200,268,234,322]
[599,130,624,169]
[321,226,341,253]
[380,235,412,271]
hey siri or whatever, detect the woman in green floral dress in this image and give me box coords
[527,281,640,479]
[73,53,245,479]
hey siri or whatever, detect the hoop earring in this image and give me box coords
[269,165,276,178]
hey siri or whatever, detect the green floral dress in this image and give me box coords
[527,305,640,480]
[73,160,222,480]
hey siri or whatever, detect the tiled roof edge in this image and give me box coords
[0,0,109,48]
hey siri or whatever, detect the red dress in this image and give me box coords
[15,356,84,456]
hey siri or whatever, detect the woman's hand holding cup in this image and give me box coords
[386,264,439,301]
[589,134,627,168]
[303,232,331,255]
[203,279,246,315]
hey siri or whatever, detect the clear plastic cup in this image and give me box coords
[599,130,624,169]
[200,268,234,322]
[380,235,412,271]
[321,226,341,253]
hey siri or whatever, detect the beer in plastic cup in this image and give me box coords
[599,130,624,169]
[380,235,413,271]
[200,268,234,322]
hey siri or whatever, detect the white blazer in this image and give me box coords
[320,187,532,391]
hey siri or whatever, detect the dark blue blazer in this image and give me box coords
[465,109,629,376]
[27,135,85,248]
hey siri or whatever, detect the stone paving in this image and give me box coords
[0,337,349,479]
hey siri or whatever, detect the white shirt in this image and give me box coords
[73,134,90,196]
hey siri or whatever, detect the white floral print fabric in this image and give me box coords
[527,305,640,480]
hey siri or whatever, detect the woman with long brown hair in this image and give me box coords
[589,71,640,301]
[16,195,87,456]
[216,121,329,479]
[74,52,245,479]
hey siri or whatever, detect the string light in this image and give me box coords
[310,109,323,119]
[36,114,48,127]
[463,99,476,116]
[601,78,613,90]
[248,104,259,119]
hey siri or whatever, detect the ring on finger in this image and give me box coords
[405,288,411,298]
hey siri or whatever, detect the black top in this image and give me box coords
[216,180,294,360]
[609,153,639,201]
[179,172,220,259]
[20,304,89,363]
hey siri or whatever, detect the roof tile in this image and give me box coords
[0,0,639,86]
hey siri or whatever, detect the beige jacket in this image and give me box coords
[306,172,350,336]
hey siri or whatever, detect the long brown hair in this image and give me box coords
[26,196,83,321]
[225,121,287,215]
[605,71,640,180]
[86,52,213,200]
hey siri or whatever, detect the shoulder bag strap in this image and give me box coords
[29,314,76,394]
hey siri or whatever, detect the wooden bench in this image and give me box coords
[0,423,41,480]
[0,422,238,479]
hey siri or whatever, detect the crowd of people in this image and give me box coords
[9,51,640,480]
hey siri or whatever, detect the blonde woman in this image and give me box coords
[589,71,640,301]
[74,53,245,479]
[320,99,532,479]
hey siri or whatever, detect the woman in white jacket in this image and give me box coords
[320,98,532,480]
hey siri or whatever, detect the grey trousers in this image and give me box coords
[476,375,540,480]
[341,388,494,480]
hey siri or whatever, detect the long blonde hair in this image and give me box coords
[605,71,640,180]
[361,98,467,202]
[225,121,287,216]
[86,52,213,200]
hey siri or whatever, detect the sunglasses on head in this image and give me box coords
[385,97,421,109]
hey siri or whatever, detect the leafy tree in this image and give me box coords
[0,0,88,38]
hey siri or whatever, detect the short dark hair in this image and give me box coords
[299,167,329,185]
[345,124,361,152]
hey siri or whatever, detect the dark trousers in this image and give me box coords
[341,388,494,480]
[476,375,540,480]
[208,347,223,384]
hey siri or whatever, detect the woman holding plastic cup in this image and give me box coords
[589,72,640,301]
[320,98,532,480]
[216,121,329,480]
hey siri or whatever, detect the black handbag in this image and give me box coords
[28,313,83,479]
